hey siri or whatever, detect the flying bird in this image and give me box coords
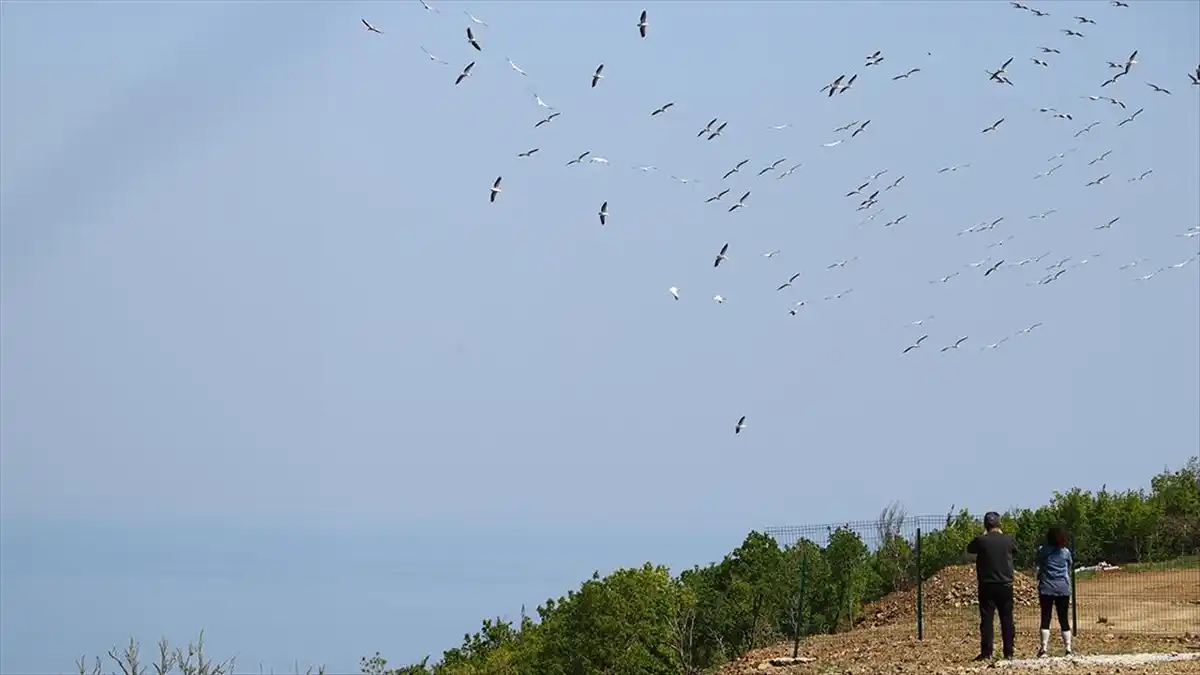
[361,19,383,34]
[982,338,1010,351]
[728,191,751,212]
[777,163,802,179]
[821,74,846,95]
[454,61,475,85]
[1117,108,1144,126]
[637,9,648,38]
[566,151,591,166]
[421,46,449,65]
[723,159,750,179]
[706,188,731,203]
[650,102,675,116]
[668,286,679,300]
[591,63,605,87]
[893,68,921,80]
[464,10,488,26]
[466,27,482,51]
[988,57,1014,82]
[598,202,608,225]
[776,273,802,291]
[984,259,1004,276]
[941,337,969,352]
[506,57,527,75]
[706,121,728,140]
[851,120,871,137]
[489,176,502,203]
[734,416,747,435]
[757,158,787,176]
[534,112,561,128]
[903,335,928,354]
[1086,173,1111,186]
[517,148,539,158]
[981,118,1005,133]
[1147,82,1172,95]
[714,243,730,268]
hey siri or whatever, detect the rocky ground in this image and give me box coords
[856,564,1041,630]
[719,622,1199,674]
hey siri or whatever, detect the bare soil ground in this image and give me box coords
[1076,569,1200,634]
[717,566,1200,675]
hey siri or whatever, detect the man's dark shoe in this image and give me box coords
[972,654,992,662]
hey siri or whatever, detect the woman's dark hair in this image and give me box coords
[1046,525,1068,548]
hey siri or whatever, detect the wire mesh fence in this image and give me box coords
[764,507,1200,646]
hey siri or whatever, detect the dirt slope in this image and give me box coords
[717,566,1200,674]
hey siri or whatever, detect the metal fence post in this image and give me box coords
[916,527,924,641]
[1070,534,1078,634]
[791,548,809,659]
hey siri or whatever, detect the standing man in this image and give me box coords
[967,511,1018,661]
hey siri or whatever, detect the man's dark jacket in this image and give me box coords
[967,531,1017,585]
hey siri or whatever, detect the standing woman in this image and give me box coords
[1036,525,1074,657]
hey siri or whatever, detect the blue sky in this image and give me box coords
[1,0,1197,672]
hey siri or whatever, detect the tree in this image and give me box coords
[871,501,913,597]
[823,527,872,632]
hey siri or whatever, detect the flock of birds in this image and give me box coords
[364,1,1199,436]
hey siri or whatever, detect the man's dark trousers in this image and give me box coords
[978,582,1015,658]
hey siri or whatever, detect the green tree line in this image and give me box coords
[362,457,1198,675]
